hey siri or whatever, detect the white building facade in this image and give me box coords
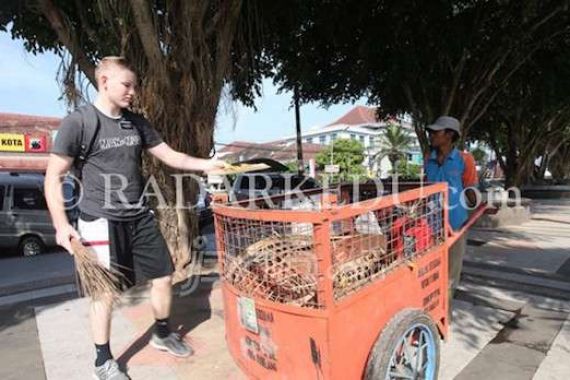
[278,106,422,178]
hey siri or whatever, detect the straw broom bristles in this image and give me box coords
[70,238,123,300]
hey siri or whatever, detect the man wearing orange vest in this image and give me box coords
[424,116,478,320]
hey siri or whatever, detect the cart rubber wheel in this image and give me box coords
[365,309,440,380]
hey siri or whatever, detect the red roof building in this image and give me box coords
[324,105,381,127]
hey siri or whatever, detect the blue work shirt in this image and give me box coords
[425,148,477,231]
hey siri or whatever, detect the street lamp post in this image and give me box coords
[294,85,304,175]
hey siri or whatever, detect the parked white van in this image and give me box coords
[0,172,74,256]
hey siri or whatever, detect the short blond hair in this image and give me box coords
[94,56,136,84]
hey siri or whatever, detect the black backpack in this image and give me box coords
[66,104,101,224]
[73,104,101,182]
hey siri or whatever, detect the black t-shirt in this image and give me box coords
[52,106,163,220]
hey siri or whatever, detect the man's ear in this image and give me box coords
[99,74,108,90]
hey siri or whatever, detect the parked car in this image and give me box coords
[231,172,320,202]
[232,158,290,173]
[196,188,213,228]
[0,172,75,256]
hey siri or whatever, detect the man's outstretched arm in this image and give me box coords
[147,142,226,173]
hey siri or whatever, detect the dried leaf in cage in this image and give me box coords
[331,234,388,299]
[245,235,312,256]
[249,262,316,304]
[333,251,382,298]
[225,235,318,307]
[247,236,317,306]
[332,234,387,264]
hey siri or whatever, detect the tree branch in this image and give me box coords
[443,49,467,115]
[528,3,567,34]
[129,0,166,78]
[36,0,96,85]
[215,1,243,84]
[73,0,98,45]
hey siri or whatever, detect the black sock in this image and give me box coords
[95,342,112,367]
[155,318,170,338]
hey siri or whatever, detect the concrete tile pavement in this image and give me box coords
[440,299,516,379]
[456,198,570,379]
[533,316,570,380]
[33,283,523,380]
[35,281,244,380]
[0,305,46,380]
[458,343,545,380]
[467,198,570,280]
[455,302,570,380]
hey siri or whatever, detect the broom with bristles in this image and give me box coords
[70,237,124,300]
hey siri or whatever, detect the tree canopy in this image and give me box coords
[2,0,570,252]
[260,0,570,154]
[471,39,570,186]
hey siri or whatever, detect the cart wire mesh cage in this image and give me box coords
[214,182,446,309]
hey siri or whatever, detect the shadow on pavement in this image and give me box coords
[117,278,216,367]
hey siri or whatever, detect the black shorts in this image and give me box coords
[78,210,174,288]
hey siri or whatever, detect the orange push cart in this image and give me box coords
[212,182,484,380]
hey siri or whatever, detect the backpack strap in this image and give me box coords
[75,104,101,180]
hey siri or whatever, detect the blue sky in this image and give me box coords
[0,32,367,145]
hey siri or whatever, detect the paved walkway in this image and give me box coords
[455,198,570,379]
[36,281,243,380]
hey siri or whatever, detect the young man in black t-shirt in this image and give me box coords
[45,56,225,380]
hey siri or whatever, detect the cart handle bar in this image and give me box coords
[447,203,487,246]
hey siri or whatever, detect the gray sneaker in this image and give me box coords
[93,359,129,380]
[150,332,193,357]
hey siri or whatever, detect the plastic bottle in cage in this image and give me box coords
[403,234,416,258]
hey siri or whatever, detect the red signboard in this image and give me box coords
[24,135,47,153]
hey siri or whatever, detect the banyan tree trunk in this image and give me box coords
[141,100,220,282]
[131,0,244,282]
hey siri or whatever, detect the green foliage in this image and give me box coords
[396,161,422,180]
[375,123,414,174]
[285,161,298,172]
[315,138,365,181]
[3,0,570,187]
[470,147,488,165]
[260,0,570,152]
